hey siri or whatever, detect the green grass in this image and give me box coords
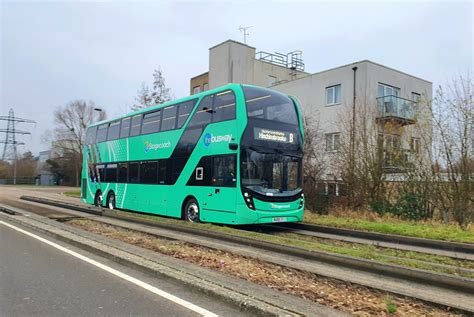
[63,190,81,198]
[111,210,474,278]
[385,296,397,314]
[304,212,474,244]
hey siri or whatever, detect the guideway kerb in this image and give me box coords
[19,195,474,295]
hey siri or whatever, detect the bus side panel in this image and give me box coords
[135,184,169,215]
[195,187,237,224]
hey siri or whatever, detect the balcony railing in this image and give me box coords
[376,95,416,125]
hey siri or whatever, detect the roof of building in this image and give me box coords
[208,39,256,51]
[204,40,431,85]
[272,59,432,87]
[190,71,209,81]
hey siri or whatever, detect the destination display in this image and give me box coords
[254,127,295,144]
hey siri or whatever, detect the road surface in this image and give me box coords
[0,220,250,317]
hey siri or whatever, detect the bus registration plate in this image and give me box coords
[272,217,287,223]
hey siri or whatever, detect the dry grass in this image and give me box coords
[68,219,462,317]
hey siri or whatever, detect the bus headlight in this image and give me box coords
[242,191,255,210]
[299,193,304,209]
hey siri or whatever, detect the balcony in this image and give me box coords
[376,95,416,126]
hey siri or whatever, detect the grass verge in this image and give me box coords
[67,219,461,317]
[304,212,474,244]
[63,190,81,198]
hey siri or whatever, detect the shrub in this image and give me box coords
[394,193,429,221]
[370,193,430,221]
[370,200,392,216]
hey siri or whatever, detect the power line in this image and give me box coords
[0,108,36,184]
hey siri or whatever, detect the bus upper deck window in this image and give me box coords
[162,106,177,131]
[213,91,236,123]
[120,117,131,138]
[130,115,142,137]
[141,111,161,135]
[188,95,213,128]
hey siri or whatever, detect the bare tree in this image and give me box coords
[303,111,327,182]
[430,74,473,227]
[335,99,388,207]
[0,160,10,179]
[151,68,171,104]
[132,68,172,111]
[133,83,153,110]
[302,111,328,210]
[16,151,36,179]
[46,100,106,186]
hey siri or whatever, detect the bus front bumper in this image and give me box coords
[235,203,304,224]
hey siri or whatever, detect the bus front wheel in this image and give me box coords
[107,191,116,210]
[184,198,200,223]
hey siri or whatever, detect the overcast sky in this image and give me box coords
[1,0,472,155]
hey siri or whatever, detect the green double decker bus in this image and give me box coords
[81,84,304,225]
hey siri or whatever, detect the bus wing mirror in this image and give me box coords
[229,143,238,150]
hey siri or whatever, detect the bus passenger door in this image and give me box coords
[201,155,237,222]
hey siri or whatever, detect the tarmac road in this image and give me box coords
[0,220,250,317]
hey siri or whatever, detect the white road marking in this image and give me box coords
[0,220,218,317]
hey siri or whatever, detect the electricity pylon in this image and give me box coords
[0,108,36,184]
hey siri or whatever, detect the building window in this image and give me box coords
[203,83,209,91]
[411,137,420,154]
[326,85,341,106]
[193,86,201,94]
[267,75,277,87]
[378,83,400,97]
[325,133,340,152]
[412,92,421,103]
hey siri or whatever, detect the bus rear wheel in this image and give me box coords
[184,198,200,223]
[94,190,103,207]
[107,192,116,210]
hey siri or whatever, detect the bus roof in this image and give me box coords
[88,83,294,128]
[89,83,242,128]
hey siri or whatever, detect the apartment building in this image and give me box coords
[190,40,432,187]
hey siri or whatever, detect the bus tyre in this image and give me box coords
[94,191,103,207]
[184,198,200,223]
[107,192,116,210]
